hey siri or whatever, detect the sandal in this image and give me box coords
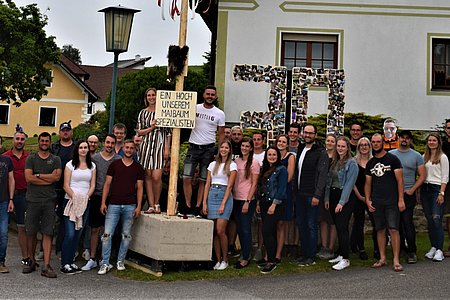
[144,207,155,214]
[154,204,161,214]
[393,264,403,272]
[371,260,387,268]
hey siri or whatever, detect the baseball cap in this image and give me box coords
[59,121,72,131]
[398,129,413,139]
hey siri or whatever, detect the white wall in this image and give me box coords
[221,0,450,130]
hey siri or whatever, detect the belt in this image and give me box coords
[189,143,215,150]
[212,184,226,188]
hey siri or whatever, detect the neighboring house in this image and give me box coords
[213,0,450,131]
[0,54,149,137]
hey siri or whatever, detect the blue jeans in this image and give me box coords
[233,199,256,261]
[421,183,444,250]
[296,195,319,259]
[61,199,89,266]
[101,204,135,265]
[0,201,9,263]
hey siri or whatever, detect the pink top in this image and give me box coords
[233,157,260,200]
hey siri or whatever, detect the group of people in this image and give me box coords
[0,84,448,278]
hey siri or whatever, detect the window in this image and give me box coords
[0,105,9,124]
[87,103,94,115]
[432,38,450,90]
[41,70,53,88]
[281,34,338,69]
[39,107,56,127]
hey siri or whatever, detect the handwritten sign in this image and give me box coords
[155,90,197,128]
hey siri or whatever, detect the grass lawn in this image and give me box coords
[115,232,435,282]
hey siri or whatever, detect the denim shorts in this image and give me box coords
[207,184,233,220]
[373,202,400,230]
[183,145,215,181]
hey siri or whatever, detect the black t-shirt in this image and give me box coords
[51,141,75,189]
[365,152,402,205]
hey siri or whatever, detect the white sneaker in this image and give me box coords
[81,259,98,271]
[425,247,437,259]
[216,261,228,270]
[328,255,343,264]
[433,249,444,262]
[117,261,126,271]
[213,262,221,270]
[82,249,90,261]
[97,264,113,275]
[332,259,350,270]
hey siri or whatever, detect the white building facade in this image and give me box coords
[215,0,450,131]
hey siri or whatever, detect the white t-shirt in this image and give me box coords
[189,104,226,145]
[64,161,96,198]
[253,151,265,167]
[208,161,237,185]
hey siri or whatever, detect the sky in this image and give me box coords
[12,0,212,67]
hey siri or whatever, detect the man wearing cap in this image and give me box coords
[391,130,426,263]
[51,121,76,254]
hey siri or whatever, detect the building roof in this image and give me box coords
[59,54,145,102]
[105,55,151,69]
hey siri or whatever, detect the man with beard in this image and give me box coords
[23,132,62,278]
[182,86,225,214]
[3,131,29,266]
[98,140,144,275]
[365,133,405,272]
[81,134,122,271]
[294,124,329,267]
[51,121,75,254]
[391,130,426,264]
[230,126,243,160]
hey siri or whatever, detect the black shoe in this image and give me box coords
[359,251,369,260]
[298,258,316,267]
[234,261,249,269]
[260,263,277,274]
[22,259,37,274]
[60,264,76,275]
[407,252,417,264]
[256,259,267,268]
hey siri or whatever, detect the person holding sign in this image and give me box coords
[136,88,172,214]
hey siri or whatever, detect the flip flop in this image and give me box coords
[393,264,404,272]
[154,204,161,214]
[144,207,155,214]
[371,260,387,268]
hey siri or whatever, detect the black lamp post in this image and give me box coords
[99,5,140,133]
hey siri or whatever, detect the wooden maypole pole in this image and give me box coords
[167,0,189,216]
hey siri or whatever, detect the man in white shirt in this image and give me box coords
[183,86,225,214]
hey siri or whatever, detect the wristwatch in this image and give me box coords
[35,173,40,178]
[245,200,250,203]
[439,191,445,196]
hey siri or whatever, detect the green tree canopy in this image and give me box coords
[0,0,59,106]
[62,44,82,64]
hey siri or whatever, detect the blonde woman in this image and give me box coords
[203,140,237,270]
[136,88,171,214]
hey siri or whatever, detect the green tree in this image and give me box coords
[102,66,209,137]
[62,44,82,64]
[0,0,60,106]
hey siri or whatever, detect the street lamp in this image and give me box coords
[99,5,140,133]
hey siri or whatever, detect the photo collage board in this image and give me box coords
[233,64,287,145]
[291,67,346,136]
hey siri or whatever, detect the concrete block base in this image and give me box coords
[129,214,214,261]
